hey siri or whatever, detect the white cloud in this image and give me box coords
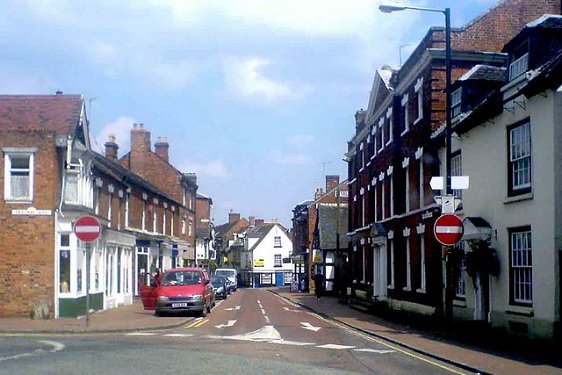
[92,117,135,155]
[287,134,315,148]
[223,57,312,103]
[178,159,229,179]
[269,150,312,165]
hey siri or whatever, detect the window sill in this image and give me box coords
[5,200,33,205]
[402,286,411,292]
[453,299,467,307]
[416,288,426,294]
[387,284,395,290]
[413,117,423,126]
[506,305,533,317]
[504,192,533,205]
[400,130,408,137]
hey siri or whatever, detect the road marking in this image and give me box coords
[264,315,271,324]
[206,325,315,346]
[301,322,321,332]
[260,308,266,315]
[283,306,301,312]
[224,306,241,311]
[186,319,204,329]
[192,319,208,328]
[316,344,355,350]
[354,348,395,354]
[215,320,237,329]
[0,340,66,363]
[164,333,194,337]
[126,332,158,336]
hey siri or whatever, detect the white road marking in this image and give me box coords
[164,333,194,337]
[354,348,396,354]
[215,320,237,329]
[224,306,241,311]
[126,332,158,336]
[301,322,321,332]
[264,315,271,324]
[206,325,315,346]
[260,308,266,315]
[0,340,65,362]
[316,344,355,350]
[283,306,301,312]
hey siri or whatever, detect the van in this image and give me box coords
[214,268,238,291]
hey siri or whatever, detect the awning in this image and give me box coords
[462,217,493,241]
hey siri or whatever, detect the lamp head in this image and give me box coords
[379,1,406,13]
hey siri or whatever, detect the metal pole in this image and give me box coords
[85,243,90,327]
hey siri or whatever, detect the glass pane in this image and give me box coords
[60,250,71,293]
[11,156,29,169]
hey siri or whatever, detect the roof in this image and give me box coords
[0,95,84,134]
[317,204,348,250]
[457,65,506,82]
[504,15,562,52]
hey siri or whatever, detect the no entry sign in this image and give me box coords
[74,215,101,242]
[434,214,464,246]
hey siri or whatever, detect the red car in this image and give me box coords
[140,267,215,317]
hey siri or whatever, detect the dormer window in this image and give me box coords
[451,88,462,118]
[509,52,529,80]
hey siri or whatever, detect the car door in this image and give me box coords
[140,284,158,310]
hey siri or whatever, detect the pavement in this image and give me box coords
[0,289,560,375]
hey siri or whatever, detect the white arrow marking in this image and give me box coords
[283,306,300,312]
[215,320,237,329]
[38,340,65,352]
[354,348,395,354]
[300,322,321,332]
[224,306,241,311]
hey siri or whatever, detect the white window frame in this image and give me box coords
[509,121,531,192]
[454,241,466,299]
[509,52,529,81]
[386,107,393,146]
[403,157,410,212]
[388,232,395,289]
[125,189,130,228]
[414,77,423,124]
[451,87,462,118]
[403,229,411,291]
[274,236,282,248]
[417,231,426,293]
[401,93,409,136]
[377,117,384,153]
[274,254,282,268]
[3,148,36,202]
[451,152,463,199]
[510,228,532,305]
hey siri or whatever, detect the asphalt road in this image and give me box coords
[0,289,472,375]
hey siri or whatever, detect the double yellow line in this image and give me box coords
[185,319,208,329]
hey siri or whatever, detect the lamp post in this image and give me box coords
[379,1,454,320]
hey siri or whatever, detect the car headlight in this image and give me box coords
[158,296,169,302]
[191,294,203,301]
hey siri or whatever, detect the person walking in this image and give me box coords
[314,269,325,301]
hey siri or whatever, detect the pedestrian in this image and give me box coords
[314,269,325,301]
[152,268,162,285]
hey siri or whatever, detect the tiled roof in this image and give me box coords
[0,95,84,134]
[458,65,506,82]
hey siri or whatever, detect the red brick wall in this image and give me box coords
[0,131,60,316]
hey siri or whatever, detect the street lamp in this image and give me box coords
[379,1,454,320]
[379,1,452,196]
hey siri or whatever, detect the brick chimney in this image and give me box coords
[131,123,151,152]
[315,188,324,200]
[104,134,119,161]
[229,212,241,224]
[326,175,340,193]
[249,216,256,227]
[255,219,265,227]
[155,136,169,162]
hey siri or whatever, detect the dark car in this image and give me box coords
[211,275,228,299]
[140,267,215,317]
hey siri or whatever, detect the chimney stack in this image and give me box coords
[229,212,241,224]
[255,219,265,227]
[104,134,119,160]
[326,175,340,193]
[315,188,324,200]
[249,216,256,227]
[155,136,169,162]
[131,123,151,152]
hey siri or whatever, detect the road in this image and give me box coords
[0,289,472,375]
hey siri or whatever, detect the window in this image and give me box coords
[388,237,395,288]
[385,107,393,146]
[3,149,35,201]
[142,198,147,231]
[64,171,80,204]
[59,234,71,293]
[414,77,423,123]
[419,234,426,292]
[510,227,532,305]
[274,236,282,248]
[508,120,531,195]
[400,94,409,135]
[454,242,466,299]
[274,254,282,267]
[451,88,462,118]
[377,118,384,153]
[404,235,411,291]
[509,52,529,80]
[451,151,463,200]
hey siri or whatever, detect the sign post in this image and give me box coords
[74,215,101,327]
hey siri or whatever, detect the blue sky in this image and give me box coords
[1,0,498,227]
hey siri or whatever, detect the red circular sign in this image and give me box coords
[74,215,101,242]
[434,214,464,246]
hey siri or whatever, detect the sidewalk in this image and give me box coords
[273,287,562,375]
[0,299,189,334]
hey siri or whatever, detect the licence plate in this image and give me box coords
[172,303,188,308]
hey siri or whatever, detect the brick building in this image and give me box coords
[346,0,561,319]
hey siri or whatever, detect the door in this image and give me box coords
[140,285,158,310]
[275,272,284,286]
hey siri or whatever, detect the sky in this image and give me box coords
[1,0,499,227]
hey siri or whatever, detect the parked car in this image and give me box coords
[211,275,228,299]
[140,267,215,317]
[214,268,238,292]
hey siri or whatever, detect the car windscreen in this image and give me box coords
[161,271,202,286]
[215,270,235,277]
[211,279,223,287]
